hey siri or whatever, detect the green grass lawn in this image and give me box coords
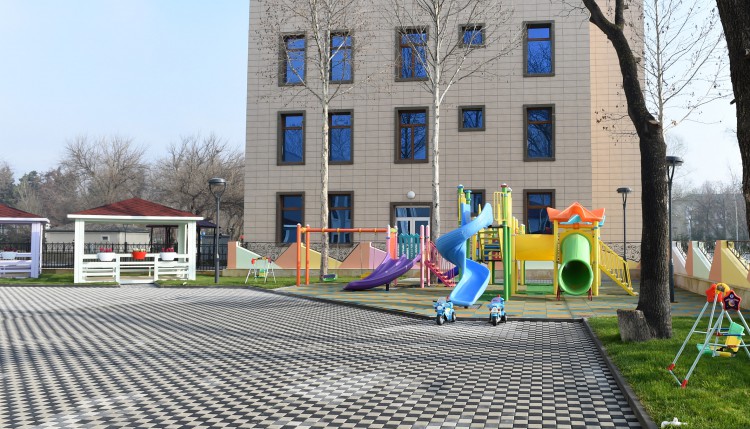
[0,273,116,285]
[589,316,750,429]
[0,273,362,289]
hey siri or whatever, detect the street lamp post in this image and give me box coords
[208,178,227,284]
[616,187,632,262]
[666,156,683,303]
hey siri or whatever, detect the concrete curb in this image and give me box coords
[582,319,658,429]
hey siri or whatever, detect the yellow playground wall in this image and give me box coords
[514,234,556,261]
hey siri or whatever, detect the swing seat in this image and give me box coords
[322,274,337,282]
[696,343,735,357]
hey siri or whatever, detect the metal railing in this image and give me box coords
[0,242,228,270]
[424,240,456,287]
[697,241,715,262]
[599,242,636,296]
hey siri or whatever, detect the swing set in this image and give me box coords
[667,283,750,388]
[295,224,397,286]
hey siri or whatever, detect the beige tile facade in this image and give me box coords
[245,0,643,244]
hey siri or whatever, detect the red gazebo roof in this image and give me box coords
[71,198,198,218]
[0,203,46,219]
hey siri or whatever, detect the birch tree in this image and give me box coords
[383,0,518,238]
[257,0,381,277]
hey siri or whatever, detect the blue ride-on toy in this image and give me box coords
[487,296,507,326]
[433,297,456,325]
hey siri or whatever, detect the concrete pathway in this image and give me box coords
[0,287,641,428]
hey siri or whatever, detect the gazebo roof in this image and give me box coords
[68,198,203,224]
[0,203,49,223]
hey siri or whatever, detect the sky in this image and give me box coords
[0,0,249,178]
[0,1,741,187]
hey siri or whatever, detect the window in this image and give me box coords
[329,193,353,244]
[329,111,352,164]
[330,33,353,83]
[461,24,485,47]
[465,190,485,217]
[397,28,428,80]
[281,35,306,85]
[278,193,304,243]
[392,204,431,235]
[396,108,428,163]
[278,112,305,165]
[524,105,554,161]
[524,190,554,234]
[524,22,553,76]
[459,106,485,131]
[101,235,110,242]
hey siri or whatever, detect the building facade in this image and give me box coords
[245,0,643,246]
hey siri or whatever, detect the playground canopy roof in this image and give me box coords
[68,198,203,224]
[0,203,49,224]
[546,202,605,223]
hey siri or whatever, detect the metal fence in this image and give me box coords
[1,242,227,270]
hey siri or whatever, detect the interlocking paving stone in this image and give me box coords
[0,287,641,428]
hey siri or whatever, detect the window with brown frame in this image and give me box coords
[396,108,428,163]
[329,192,353,244]
[396,28,428,80]
[523,190,555,234]
[277,193,304,243]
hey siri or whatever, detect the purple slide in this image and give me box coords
[343,254,420,291]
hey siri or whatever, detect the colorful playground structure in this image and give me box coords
[668,283,749,388]
[420,184,636,302]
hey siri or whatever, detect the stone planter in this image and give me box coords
[160,252,177,261]
[131,251,147,260]
[97,252,116,262]
[1,251,17,260]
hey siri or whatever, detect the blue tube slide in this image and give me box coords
[435,203,494,306]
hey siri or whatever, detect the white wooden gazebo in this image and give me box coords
[0,203,49,278]
[68,198,203,283]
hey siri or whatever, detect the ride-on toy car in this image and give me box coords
[433,297,456,325]
[488,296,507,325]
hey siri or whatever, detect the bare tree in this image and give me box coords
[644,0,728,131]
[36,167,82,226]
[383,0,518,238]
[578,0,672,339]
[61,136,148,207]
[257,0,383,277]
[714,2,750,243]
[150,134,244,240]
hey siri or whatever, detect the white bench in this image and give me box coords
[0,259,33,277]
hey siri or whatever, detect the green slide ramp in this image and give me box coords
[558,233,593,296]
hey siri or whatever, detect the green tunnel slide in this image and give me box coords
[558,233,594,296]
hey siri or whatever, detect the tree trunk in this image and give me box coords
[715,1,750,242]
[320,102,330,278]
[583,0,672,338]
[635,127,672,338]
[432,90,441,240]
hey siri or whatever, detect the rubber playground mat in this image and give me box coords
[280,280,708,320]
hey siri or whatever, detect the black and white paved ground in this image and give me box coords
[0,287,641,428]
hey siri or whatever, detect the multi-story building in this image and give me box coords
[245,1,643,247]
